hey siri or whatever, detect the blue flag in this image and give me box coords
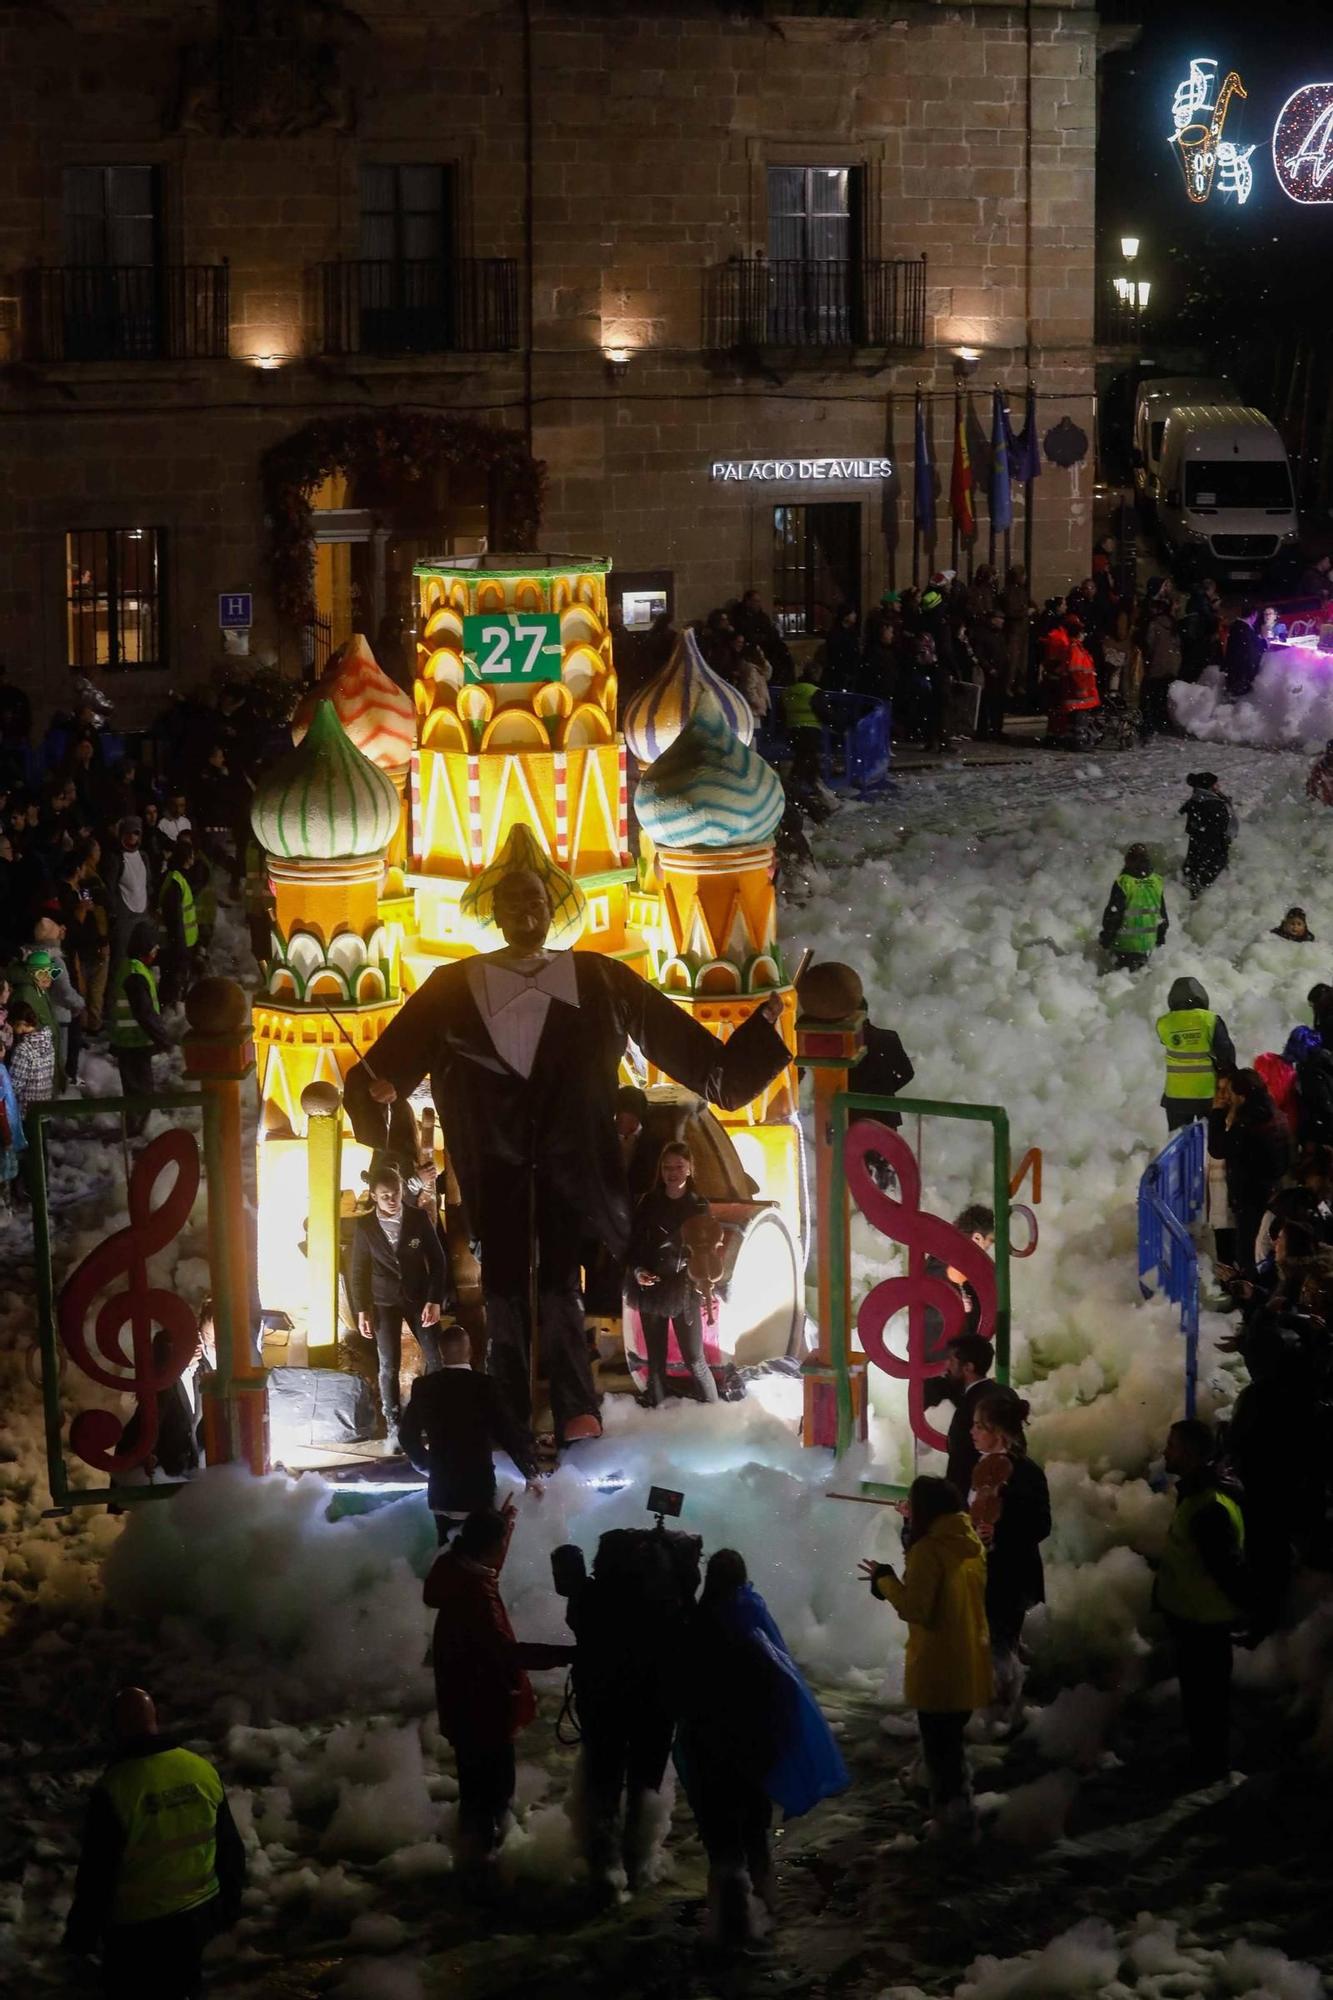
[914,392,935,536]
[990,386,1013,532]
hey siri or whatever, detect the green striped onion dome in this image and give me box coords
[251,699,398,861]
[634,690,783,851]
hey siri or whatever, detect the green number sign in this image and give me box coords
[462,612,563,683]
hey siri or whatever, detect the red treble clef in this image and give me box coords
[58,1129,201,1478]
[844,1121,997,1452]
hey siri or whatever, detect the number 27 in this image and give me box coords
[478,618,548,678]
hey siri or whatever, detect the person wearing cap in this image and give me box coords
[108,921,174,1135]
[106,815,151,968]
[64,1686,245,1997]
[1099,843,1168,970]
[1272,906,1315,943]
[1180,772,1236,900]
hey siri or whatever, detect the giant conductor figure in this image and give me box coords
[345,829,788,1445]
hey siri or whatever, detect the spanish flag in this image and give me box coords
[951,404,975,539]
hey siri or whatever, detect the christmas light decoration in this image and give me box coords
[1167,56,1254,206]
[1273,82,1333,203]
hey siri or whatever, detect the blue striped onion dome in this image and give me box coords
[634,690,783,851]
[251,699,399,861]
[621,626,754,764]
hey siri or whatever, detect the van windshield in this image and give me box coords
[1185,460,1293,511]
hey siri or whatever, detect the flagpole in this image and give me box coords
[1023,379,1036,593]
[912,384,922,588]
[951,382,961,575]
[988,380,998,576]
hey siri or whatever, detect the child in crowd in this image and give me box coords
[1271,906,1314,942]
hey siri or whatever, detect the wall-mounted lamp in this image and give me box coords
[1120,235,1141,262]
[604,345,631,383]
[251,353,288,371]
[951,346,982,379]
[1136,281,1152,310]
[1113,277,1130,301]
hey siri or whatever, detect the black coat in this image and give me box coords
[349,1205,450,1316]
[1208,1099,1291,1221]
[850,1023,915,1130]
[398,1366,537,1513]
[921,1374,994,1500]
[344,953,788,1267]
[984,1450,1051,1625]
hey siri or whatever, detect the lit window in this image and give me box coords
[66,528,165,672]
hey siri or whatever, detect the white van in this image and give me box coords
[1156,404,1299,583]
[1132,376,1236,510]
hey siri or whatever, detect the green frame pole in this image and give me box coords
[828,1090,1013,1472]
[31,1090,215,1511]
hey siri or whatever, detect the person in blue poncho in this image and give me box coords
[674,1549,848,1949]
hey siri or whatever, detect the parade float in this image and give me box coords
[247,557,807,1435]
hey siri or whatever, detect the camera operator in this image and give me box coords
[552,1505,701,1899]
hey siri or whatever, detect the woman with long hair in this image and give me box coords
[861,1475,991,1837]
[967,1385,1051,1722]
[624,1140,717,1406]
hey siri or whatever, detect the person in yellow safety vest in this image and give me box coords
[781,660,831,801]
[158,841,199,1009]
[1098,842,1168,970]
[1156,975,1236,1133]
[64,1686,245,1996]
[109,922,175,1139]
[1155,1419,1249,1786]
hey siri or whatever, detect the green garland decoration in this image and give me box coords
[261,409,546,624]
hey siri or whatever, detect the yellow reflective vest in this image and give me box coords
[101,1746,224,1926]
[161,870,199,950]
[1112,872,1164,957]
[783,680,822,732]
[1156,1007,1219,1101]
[1156,1487,1245,1625]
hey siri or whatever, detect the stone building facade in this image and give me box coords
[0,0,1104,723]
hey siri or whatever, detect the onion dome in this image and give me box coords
[622,626,754,765]
[634,691,783,851]
[291,633,415,773]
[251,700,398,862]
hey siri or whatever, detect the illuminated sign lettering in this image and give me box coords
[710,457,892,482]
[1273,83,1333,203]
[1168,56,1254,206]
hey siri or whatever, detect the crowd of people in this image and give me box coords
[0,674,284,1197]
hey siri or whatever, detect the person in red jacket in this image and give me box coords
[1046,616,1100,747]
[423,1497,570,1868]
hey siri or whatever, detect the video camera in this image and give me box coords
[550,1487,694,1598]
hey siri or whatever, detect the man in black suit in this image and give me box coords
[351,1160,451,1444]
[921,1331,996,1498]
[399,1325,541,1542]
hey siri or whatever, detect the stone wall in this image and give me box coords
[0,0,1100,723]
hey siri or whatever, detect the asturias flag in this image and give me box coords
[914,392,935,536]
[951,403,975,538]
[990,386,1013,532]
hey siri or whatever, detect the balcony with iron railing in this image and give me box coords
[20,263,231,363]
[704,255,927,356]
[317,258,520,357]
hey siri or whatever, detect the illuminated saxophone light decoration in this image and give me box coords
[1169,57,1254,206]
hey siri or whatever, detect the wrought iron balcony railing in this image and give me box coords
[704,255,927,353]
[22,263,230,362]
[318,258,520,357]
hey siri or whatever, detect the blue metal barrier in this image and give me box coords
[757,693,893,796]
[1138,1118,1206,1415]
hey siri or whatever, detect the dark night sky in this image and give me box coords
[1096,0,1333,325]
